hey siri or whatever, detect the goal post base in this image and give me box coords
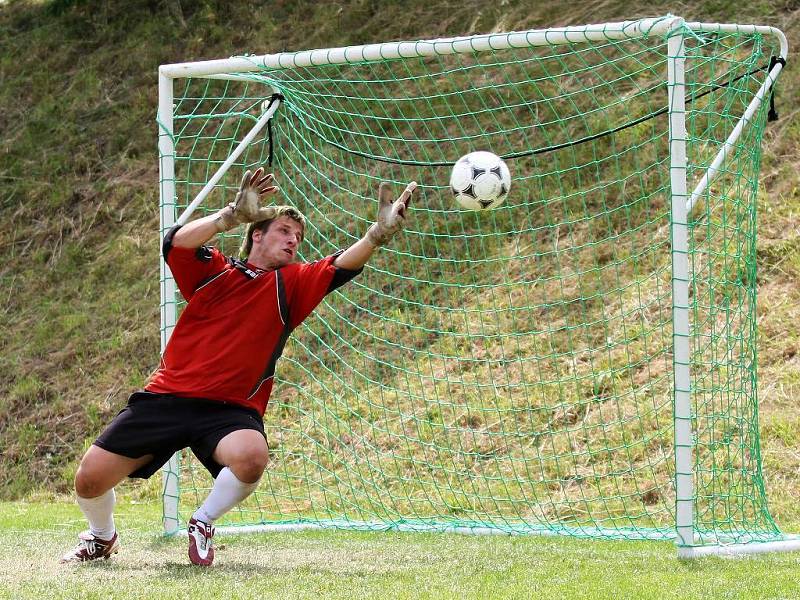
[173,519,677,542]
[678,537,800,559]
[171,518,800,558]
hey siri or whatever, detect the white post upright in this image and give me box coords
[666,22,695,555]
[158,68,181,535]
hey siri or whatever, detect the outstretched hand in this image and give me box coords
[366,181,417,247]
[215,167,280,232]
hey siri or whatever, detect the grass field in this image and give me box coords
[1,499,800,600]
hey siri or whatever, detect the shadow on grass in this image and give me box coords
[158,560,287,575]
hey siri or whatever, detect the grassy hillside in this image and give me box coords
[1,0,799,535]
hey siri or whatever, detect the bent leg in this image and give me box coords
[75,444,154,498]
[192,430,268,525]
[211,429,269,483]
[68,445,154,548]
[186,428,269,565]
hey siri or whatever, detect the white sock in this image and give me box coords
[77,489,116,540]
[193,467,260,524]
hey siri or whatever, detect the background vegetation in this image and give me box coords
[0,0,798,541]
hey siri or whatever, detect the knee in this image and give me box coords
[75,464,110,498]
[227,448,269,484]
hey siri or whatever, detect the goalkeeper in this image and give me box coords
[61,169,417,566]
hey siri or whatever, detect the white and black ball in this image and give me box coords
[449,151,511,210]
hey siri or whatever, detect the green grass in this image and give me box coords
[2,500,800,600]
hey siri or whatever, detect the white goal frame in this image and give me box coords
[157,16,789,558]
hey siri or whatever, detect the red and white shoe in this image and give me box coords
[60,531,120,563]
[188,517,215,566]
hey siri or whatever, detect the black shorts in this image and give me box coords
[94,391,265,479]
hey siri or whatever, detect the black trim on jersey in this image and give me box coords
[162,224,213,264]
[326,249,363,294]
[248,269,291,398]
[191,256,266,295]
[229,257,264,280]
[195,246,213,262]
[162,225,182,262]
[276,269,290,325]
[328,266,363,294]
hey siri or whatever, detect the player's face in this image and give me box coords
[249,216,304,269]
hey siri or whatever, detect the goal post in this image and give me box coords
[156,16,790,557]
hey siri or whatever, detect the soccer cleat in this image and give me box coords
[187,517,215,566]
[60,531,120,563]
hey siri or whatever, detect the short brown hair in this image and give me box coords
[238,206,306,259]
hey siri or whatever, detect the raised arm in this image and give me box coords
[172,168,279,249]
[333,181,417,270]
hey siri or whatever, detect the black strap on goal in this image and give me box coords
[767,56,786,122]
[264,92,285,167]
[303,60,785,167]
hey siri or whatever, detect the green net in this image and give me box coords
[158,20,785,546]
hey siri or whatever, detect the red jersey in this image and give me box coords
[146,227,361,415]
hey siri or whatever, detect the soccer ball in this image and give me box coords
[449,151,511,210]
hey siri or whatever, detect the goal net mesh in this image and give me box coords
[159,20,783,544]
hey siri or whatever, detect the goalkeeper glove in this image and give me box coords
[215,167,279,232]
[366,181,417,247]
